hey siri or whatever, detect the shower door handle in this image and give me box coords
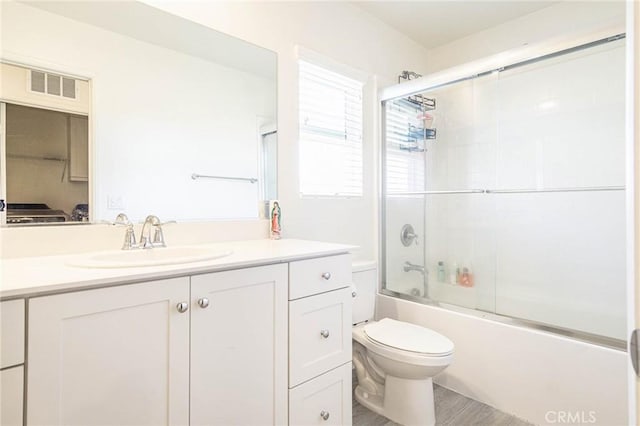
[630,329,640,377]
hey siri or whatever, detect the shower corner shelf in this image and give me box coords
[407,94,436,111]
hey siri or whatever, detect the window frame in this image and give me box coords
[296,46,367,199]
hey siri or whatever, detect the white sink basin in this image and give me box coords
[68,246,233,268]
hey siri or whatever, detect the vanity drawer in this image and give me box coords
[1,300,25,368]
[289,287,352,387]
[289,254,351,300]
[0,366,24,426]
[289,362,352,426]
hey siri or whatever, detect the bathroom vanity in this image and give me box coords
[0,239,354,426]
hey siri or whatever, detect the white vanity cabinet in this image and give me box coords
[27,277,191,426]
[26,264,290,426]
[288,254,353,426]
[11,243,354,426]
[190,264,288,426]
[1,299,25,426]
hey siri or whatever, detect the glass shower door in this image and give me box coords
[383,72,499,311]
[491,39,626,339]
[422,73,498,313]
[383,97,427,298]
[381,36,626,342]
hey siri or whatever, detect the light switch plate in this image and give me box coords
[107,195,124,210]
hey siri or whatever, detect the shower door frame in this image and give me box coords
[379,28,628,351]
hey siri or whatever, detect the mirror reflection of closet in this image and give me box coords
[0,62,91,226]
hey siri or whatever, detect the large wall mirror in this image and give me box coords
[0,0,277,226]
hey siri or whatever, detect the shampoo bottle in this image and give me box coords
[449,262,458,285]
[437,261,446,282]
[460,267,474,287]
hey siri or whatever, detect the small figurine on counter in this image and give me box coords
[270,200,281,240]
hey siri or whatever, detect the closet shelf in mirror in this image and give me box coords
[7,154,68,182]
[7,154,67,162]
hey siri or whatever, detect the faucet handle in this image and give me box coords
[152,225,166,247]
[122,225,137,250]
[151,220,175,248]
[112,213,132,226]
[400,224,419,246]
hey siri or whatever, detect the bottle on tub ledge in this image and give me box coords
[449,262,458,286]
[437,261,446,282]
[459,266,474,287]
[269,200,281,240]
[447,262,474,287]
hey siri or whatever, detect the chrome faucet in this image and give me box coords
[403,261,429,299]
[403,261,426,275]
[112,213,137,250]
[111,213,175,250]
[139,215,175,249]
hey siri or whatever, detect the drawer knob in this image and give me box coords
[320,411,330,421]
[320,329,330,338]
[321,272,332,280]
[176,302,189,313]
[198,298,210,309]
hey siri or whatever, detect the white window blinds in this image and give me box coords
[385,99,426,193]
[298,59,363,197]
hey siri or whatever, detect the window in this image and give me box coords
[298,59,363,197]
[385,99,426,193]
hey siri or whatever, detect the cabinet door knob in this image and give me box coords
[176,302,189,313]
[321,272,332,280]
[198,298,210,309]
[320,411,330,421]
[320,329,330,338]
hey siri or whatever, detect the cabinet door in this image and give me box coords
[1,299,25,368]
[289,287,352,387]
[190,264,288,426]
[289,363,352,426]
[27,278,190,426]
[0,366,24,426]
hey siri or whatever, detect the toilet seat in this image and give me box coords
[364,318,454,356]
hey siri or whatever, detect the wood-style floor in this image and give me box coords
[352,383,534,426]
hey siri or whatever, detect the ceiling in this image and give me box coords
[353,1,558,49]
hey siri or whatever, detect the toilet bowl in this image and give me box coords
[352,261,454,426]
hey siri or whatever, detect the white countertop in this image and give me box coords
[0,239,355,298]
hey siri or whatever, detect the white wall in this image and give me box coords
[1,1,276,222]
[143,0,432,260]
[0,219,269,259]
[426,1,626,73]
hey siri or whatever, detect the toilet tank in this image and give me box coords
[352,260,377,325]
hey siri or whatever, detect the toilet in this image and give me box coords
[351,261,454,426]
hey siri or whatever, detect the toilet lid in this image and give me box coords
[364,318,454,355]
